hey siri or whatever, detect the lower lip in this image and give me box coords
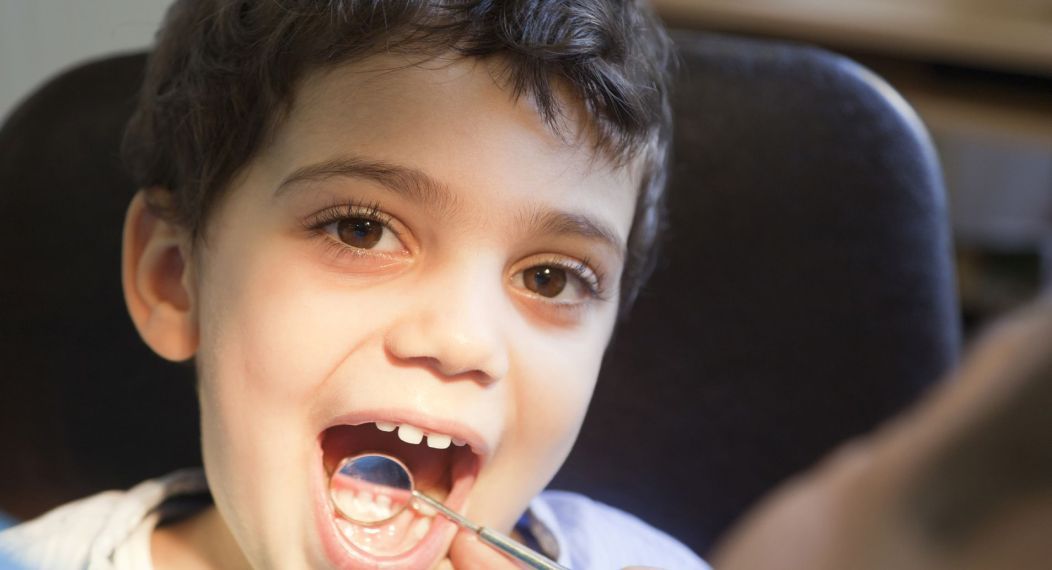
[311,447,479,569]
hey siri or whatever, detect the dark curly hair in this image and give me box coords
[122,0,676,316]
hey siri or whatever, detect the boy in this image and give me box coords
[0,0,707,568]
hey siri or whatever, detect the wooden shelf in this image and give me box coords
[654,0,1052,76]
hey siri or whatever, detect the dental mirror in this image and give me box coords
[331,453,413,524]
[329,453,568,570]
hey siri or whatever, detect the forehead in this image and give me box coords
[256,52,640,243]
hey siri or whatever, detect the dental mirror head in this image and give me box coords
[329,453,413,525]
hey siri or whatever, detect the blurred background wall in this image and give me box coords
[0,0,169,122]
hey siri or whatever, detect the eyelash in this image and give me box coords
[301,199,408,270]
[300,199,610,303]
[302,198,396,237]
[528,255,609,303]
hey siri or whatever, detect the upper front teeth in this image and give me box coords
[398,424,424,445]
[427,434,452,448]
[373,421,464,450]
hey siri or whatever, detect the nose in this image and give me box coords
[383,272,510,383]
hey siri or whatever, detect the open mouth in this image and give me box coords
[315,417,483,567]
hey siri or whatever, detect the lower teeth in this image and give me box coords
[334,503,434,555]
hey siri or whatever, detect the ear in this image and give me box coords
[122,189,198,361]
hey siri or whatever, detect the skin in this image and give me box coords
[123,52,640,569]
[712,295,1052,570]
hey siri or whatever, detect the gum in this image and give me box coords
[331,470,413,523]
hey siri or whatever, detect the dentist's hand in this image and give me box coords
[436,527,527,570]
[713,294,1052,570]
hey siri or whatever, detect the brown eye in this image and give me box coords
[336,217,383,249]
[523,265,567,298]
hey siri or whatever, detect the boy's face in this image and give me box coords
[181,53,638,568]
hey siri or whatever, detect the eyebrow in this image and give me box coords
[276,155,461,217]
[275,155,626,260]
[517,207,625,262]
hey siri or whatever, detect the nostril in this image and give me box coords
[408,356,441,369]
[391,354,476,379]
[420,356,495,383]
[384,318,508,381]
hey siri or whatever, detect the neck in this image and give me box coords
[152,505,251,570]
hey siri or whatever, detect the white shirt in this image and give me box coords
[0,469,708,570]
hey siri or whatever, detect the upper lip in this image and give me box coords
[322,408,493,461]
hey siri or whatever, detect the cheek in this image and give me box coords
[199,243,348,413]
[197,232,406,411]
[512,311,613,463]
[513,333,601,452]
[469,323,608,530]
[192,235,400,554]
